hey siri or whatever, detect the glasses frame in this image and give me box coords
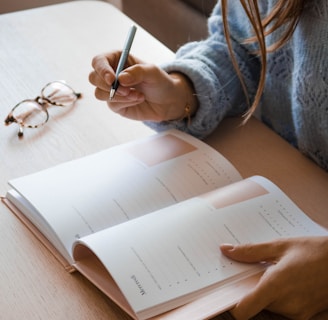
[4,81,82,138]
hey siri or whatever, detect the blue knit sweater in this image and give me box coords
[146,0,328,171]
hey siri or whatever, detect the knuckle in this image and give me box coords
[94,89,108,101]
[88,72,96,84]
[91,54,101,68]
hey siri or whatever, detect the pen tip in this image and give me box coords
[109,88,115,100]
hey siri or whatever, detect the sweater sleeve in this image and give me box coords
[145,1,261,139]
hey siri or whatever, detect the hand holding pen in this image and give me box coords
[89,26,198,122]
[110,25,137,100]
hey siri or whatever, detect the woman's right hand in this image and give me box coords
[89,51,198,122]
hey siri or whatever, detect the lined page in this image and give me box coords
[74,176,327,317]
[8,129,241,260]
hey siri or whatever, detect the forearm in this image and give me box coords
[146,3,261,139]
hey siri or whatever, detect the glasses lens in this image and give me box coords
[41,81,78,106]
[12,100,48,127]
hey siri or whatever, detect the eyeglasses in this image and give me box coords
[4,81,82,138]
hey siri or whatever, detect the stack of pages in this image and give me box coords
[3,129,327,320]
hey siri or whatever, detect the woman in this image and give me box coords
[89,0,328,319]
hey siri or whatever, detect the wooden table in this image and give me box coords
[0,2,327,319]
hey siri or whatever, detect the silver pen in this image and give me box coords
[110,25,137,100]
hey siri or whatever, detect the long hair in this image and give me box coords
[221,0,305,121]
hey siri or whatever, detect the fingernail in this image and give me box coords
[220,243,235,251]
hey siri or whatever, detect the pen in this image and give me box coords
[110,25,137,100]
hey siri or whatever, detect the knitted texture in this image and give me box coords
[146,0,328,171]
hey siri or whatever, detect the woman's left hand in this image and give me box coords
[220,236,328,320]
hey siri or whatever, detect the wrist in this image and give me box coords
[169,72,198,123]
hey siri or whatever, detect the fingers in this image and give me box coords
[89,51,129,101]
[230,276,276,320]
[91,84,133,102]
[220,240,288,264]
[90,51,145,86]
[220,240,288,319]
[220,243,280,319]
[89,52,161,103]
[89,55,113,101]
[118,63,168,87]
[107,90,145,115]
[220,238,328,319]
[89,52,187,122]
[90,52,119,86]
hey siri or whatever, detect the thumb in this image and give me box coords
[220,243,280,319]
[220,241,284,264]
[118,64,169,87]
